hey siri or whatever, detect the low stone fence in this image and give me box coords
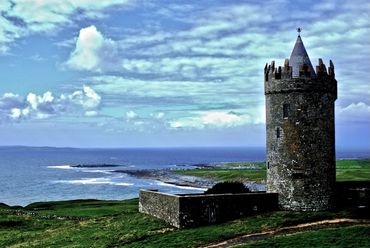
[335,181,370,217]
[139,190,278,228]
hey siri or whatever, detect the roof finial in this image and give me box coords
[297,27,302,37]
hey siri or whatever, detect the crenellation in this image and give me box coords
[299,64,312,77]
[264,63,268,74]
[268,61,276,80]
[282,59,292,79]
[316,58,328,79]
[328,60,335,78]
[265,58,337,97]
[265,60,292,82]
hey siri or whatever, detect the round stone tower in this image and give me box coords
[264,32,337,211]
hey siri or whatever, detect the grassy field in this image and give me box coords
[336,159,370,181]
[174,159,370,183]
[238,225,370,248]
[175,162,266,182]
[0,199,368,247]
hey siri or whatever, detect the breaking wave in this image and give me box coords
[54,177,134,186]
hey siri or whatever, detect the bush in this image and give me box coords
[205,181,251,194]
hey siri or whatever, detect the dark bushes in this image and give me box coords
[205,181,251,194]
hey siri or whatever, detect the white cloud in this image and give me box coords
[153,112,165,119]
[169,111,252,129]
[69,85,101,109]
[8,107,31,120]
[27,91,54,110]
[201,112,242,126]
[0,93,24,109]
[85,110,98,117]
[126,110,137,119]
[9,108,21,119]
[82,85,101,108]
[336,102,370,123]
[70,26,101,67]
[66,25,118,71]
[0,85,101,122]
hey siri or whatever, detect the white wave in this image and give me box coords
[54,177,133,186]
[155,181,206,191]
[83,169,115,174]
[115,182,134,186]
[47,165,73,170]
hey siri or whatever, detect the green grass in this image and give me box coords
[24,199,135,217]
[0,199,359,248]
[222,162,266,169]
[336,159,370,181]
[238,225,370,248]
[176,169,266,182]
[0,199,166,247]
[174,159,370,183]
[174,161,267,182]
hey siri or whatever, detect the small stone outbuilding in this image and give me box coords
[139,189,278,228]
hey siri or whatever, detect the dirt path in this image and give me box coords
[201,218,370,248]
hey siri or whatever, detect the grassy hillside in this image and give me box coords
[238,225,370,248]
[175,159,370,183]
[0,199,368,247]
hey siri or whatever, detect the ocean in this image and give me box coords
[0,146,369,206]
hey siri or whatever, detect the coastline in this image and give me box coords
[113,161,267,191]
[1,158,368,207]
[114,168,216,189]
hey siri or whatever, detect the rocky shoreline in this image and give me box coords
[114,169,215,189]
[114,162,266,191]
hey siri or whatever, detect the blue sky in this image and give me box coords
[0,0,369,148]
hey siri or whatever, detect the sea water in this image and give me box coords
[0,146,368,206]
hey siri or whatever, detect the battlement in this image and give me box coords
[264,59,292,81]
[264,58,335,82]
[264,58,337,98]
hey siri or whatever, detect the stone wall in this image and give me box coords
[335,181,370,216]
[139,190,181,227]
[139,190,278,228]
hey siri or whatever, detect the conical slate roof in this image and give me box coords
[290,35,316,78]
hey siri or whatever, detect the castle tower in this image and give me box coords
[264,30,337,211]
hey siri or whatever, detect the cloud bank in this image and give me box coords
[0,0,132,53]
[62,0,369,132]
[0,86,101,121]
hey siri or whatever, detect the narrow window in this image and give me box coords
[276,127,280,138]
[283,104,290,118]
[267,162,270,169]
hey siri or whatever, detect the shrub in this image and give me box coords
[205,181,251,194]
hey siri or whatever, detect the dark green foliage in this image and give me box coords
[0,220,25,228]
[0,203,10,209]
[205,181,251,194]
